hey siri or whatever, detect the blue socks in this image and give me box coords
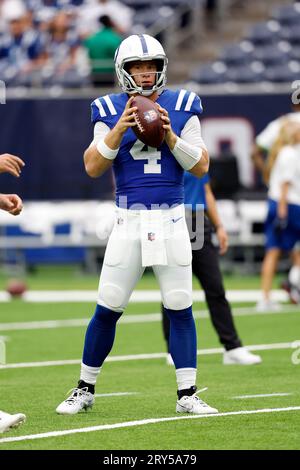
[82,304,196,370]
[164,306,197,369]
[82,304,122,367]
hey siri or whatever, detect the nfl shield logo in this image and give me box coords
[148,232,155,241]
[144,110,158,123]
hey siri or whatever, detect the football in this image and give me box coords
[6,279,27,298]
[131,95,165,148]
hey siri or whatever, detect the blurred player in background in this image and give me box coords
[162,172,262,365]
[252,101,300,306]
[56,34,219,416]
[0,152,25,433]
[256,122,300,311]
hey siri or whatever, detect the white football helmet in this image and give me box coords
[114,34,168,96]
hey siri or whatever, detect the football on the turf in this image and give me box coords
[131,95,165,148]
[6,279,27,298]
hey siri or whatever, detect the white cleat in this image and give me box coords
[223,347,262,365]
[256,299,281,312]
[0,411,26,433]
[289,286,300,304]
[166,353,174,366]
[56,387,95,415]
[176,389,218,415]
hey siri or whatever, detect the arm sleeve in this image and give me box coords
[180,115,207,150]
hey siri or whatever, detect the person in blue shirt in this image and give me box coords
[0,10,45,85]
[162,172,262,366]
[56,34,218,416]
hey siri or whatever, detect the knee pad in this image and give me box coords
[164,289,192,311]
[98,283,126,310]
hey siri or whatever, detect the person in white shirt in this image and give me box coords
[253,103,300,306]
[77,0,133,37]
[252,103,300,173]
[257,122,300,311]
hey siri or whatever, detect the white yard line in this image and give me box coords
[232,393,293,399]
[0,406,300,444]
[0,289,290,303]
[221,305,300,317]
[0,319,89,331]
[0,342,296,370]
[0,359,82,369]
[1,305,299,332]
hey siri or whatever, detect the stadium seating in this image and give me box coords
[0,0,204,88]
[262,62,300,83]
[219,42,254,67]
[289,44,300,61]
[251,44,291,66]
[190,3,300,86]
[132,7,174,30]
[223,63,264,84]
[246,21,281,45]
[272,3,300,26]
[122,0,195,9]
[279,24,300,44]
[190,62,226,84]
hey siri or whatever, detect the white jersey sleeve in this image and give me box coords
[256,118,282,151]
[180,115,207,150]
[89,121,111,147]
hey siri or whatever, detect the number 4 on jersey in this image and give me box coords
[130,140,161,174]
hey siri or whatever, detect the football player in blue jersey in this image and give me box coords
[56,34,218,415]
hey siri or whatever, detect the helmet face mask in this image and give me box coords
[115,35,168,96]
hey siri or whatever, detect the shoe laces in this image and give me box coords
[190,387,210,406]
[65,387,89,404]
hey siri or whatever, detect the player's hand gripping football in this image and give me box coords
[156,105,177,150]
[0,154,25,178]
[114,96,138,136]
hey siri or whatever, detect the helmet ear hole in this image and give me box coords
[123,62,132,73]
[155,59,164,72]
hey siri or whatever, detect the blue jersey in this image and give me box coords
[91,89,203,209]
[184,172,210,211]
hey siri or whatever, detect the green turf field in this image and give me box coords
[0,269,299,450]
[0,265,287,290]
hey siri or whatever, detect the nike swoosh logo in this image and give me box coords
[172,217,183,223]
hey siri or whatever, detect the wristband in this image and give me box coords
[96,139,119,160]
[172,137,203,170]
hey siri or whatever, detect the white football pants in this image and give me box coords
[97,204,193,312]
